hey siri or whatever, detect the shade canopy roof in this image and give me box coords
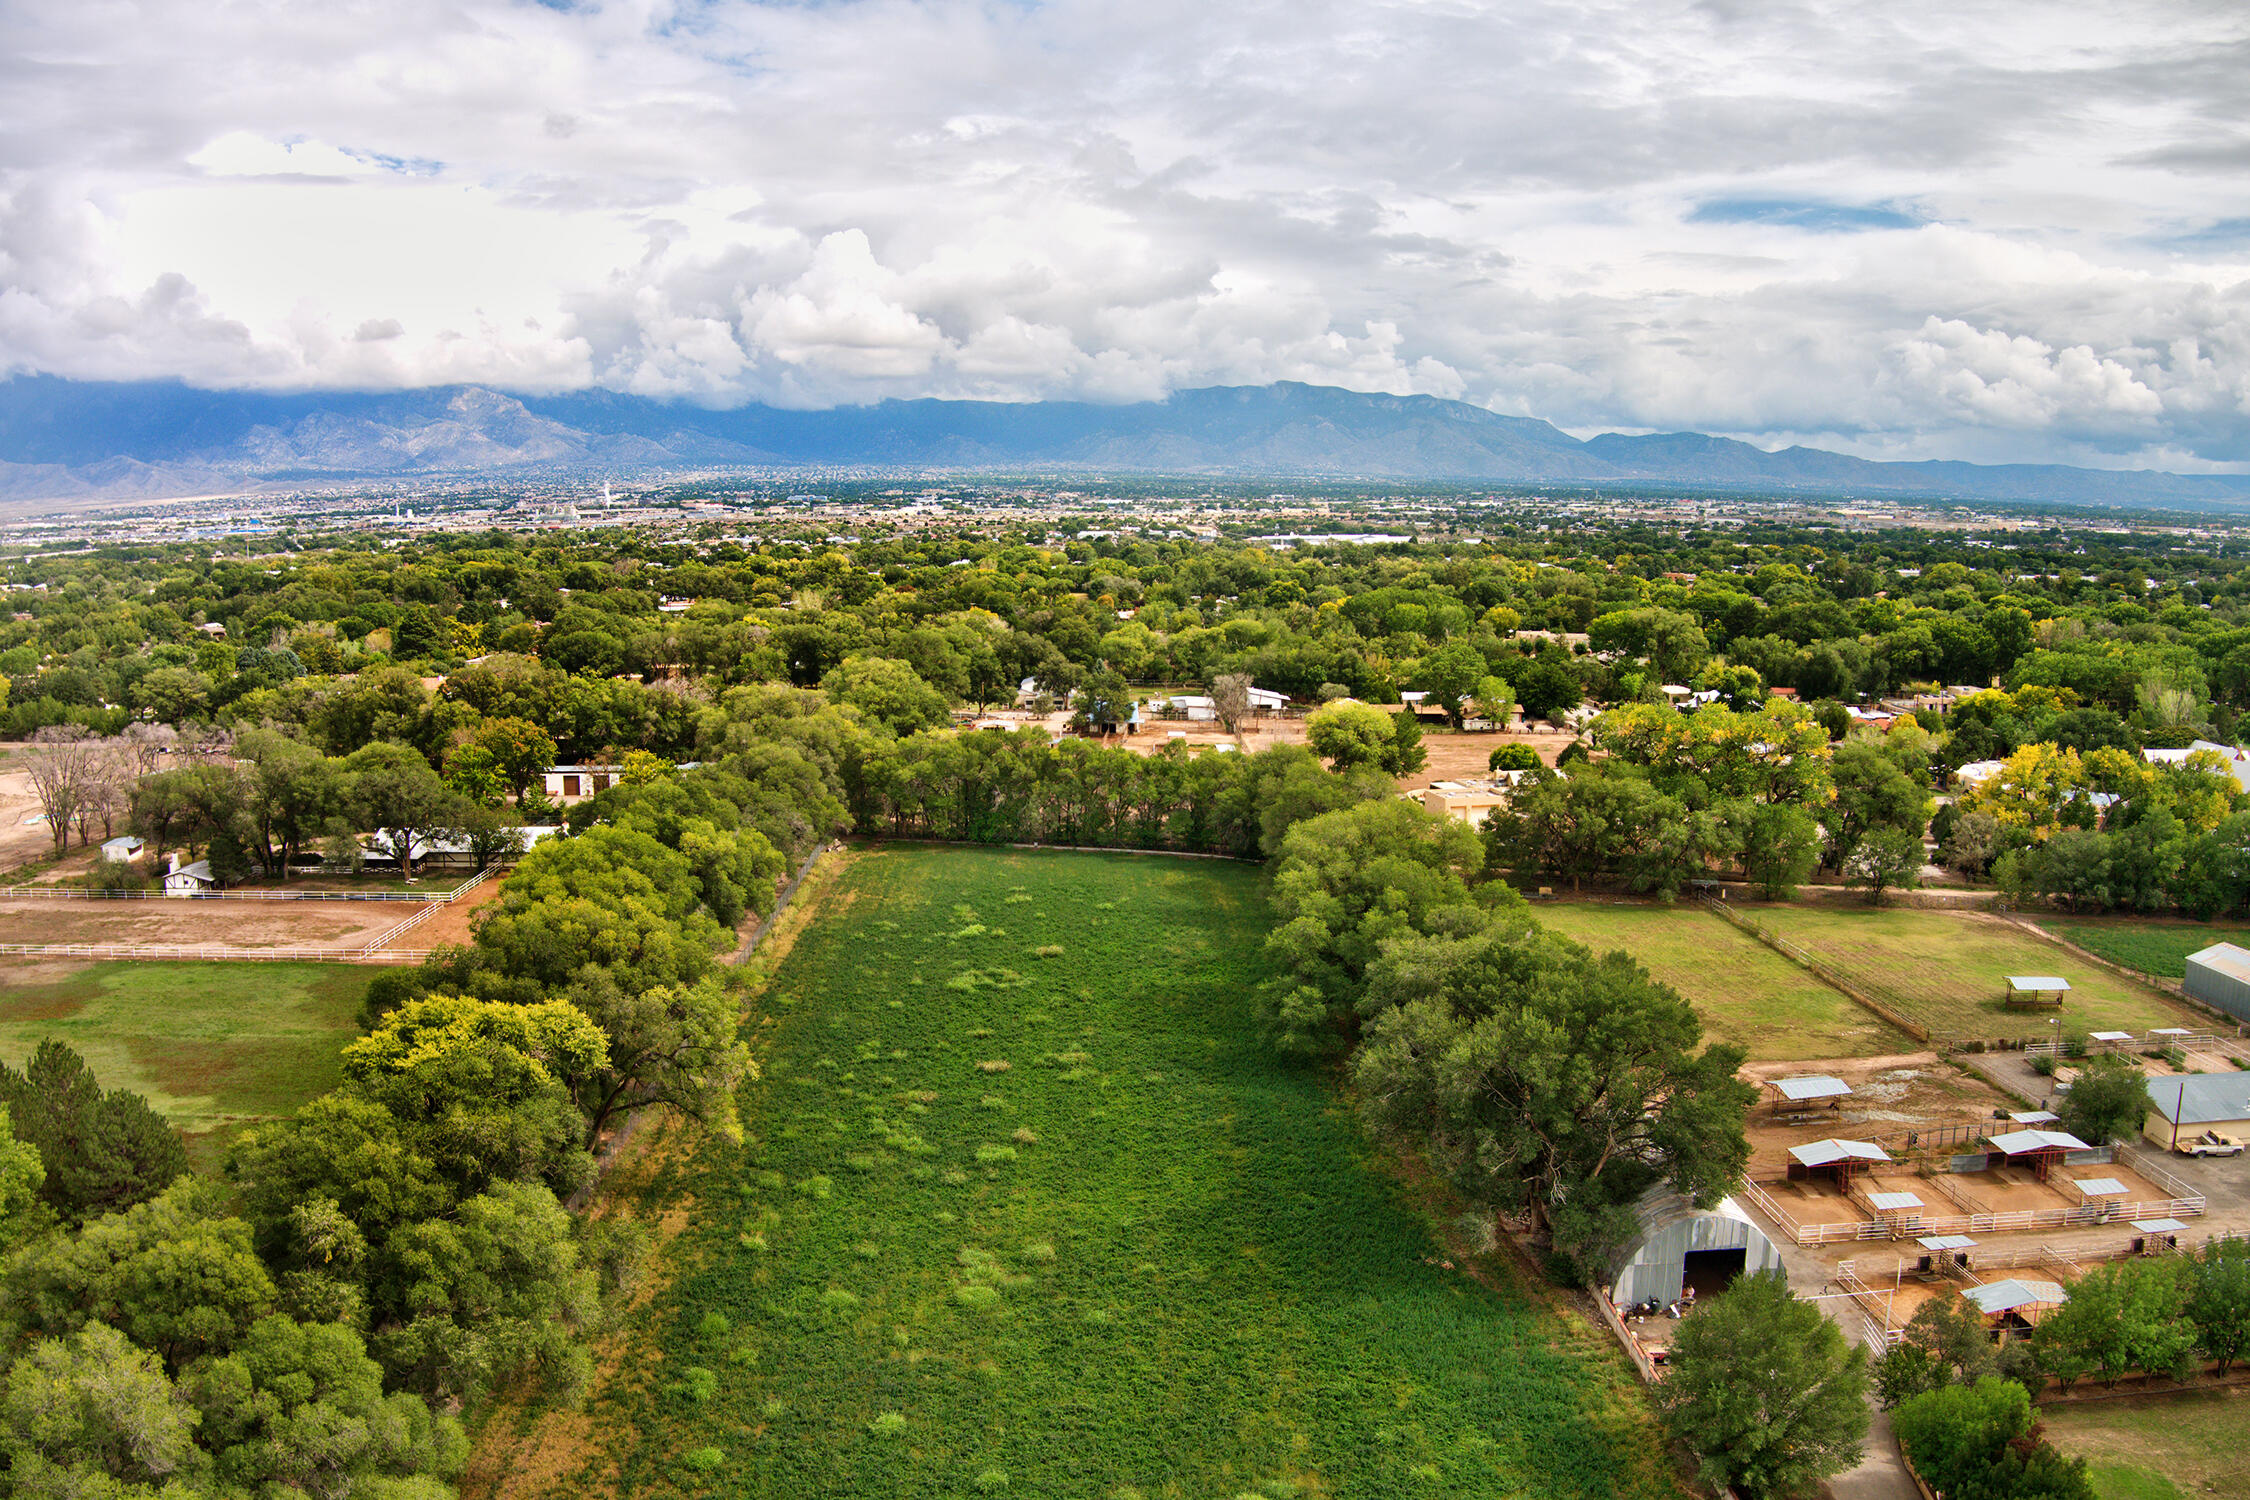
[2131,1218,2189,1233]
[1918,1234,1978,1250]
[2072,1177,2128,1196]
[1986,1129,2093,1154]
[1961,1279,2067,1314]
[2009,1110,2060,1124]
[1772,1075,1852,1101]
[1790,1139,1892,1167]
[1867,1191,1924,1211]
[2090,1030,2134,1042]
[2008,976,2072,992]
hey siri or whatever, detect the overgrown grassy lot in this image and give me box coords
[2040,1391,2248,1500]
[1748,907,2203,1042]
[586,847,1683,1500]
[0,958,367,1164]
[1533,902,1910,1061]
[2038,919,2250,981]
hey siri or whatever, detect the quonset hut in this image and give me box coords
[1610,1186,1786,1308]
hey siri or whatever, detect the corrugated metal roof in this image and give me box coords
[2008,976,2072,991]
[1961,1279,2067,1314]
[1774,1075,1852,1101]
[1867,1192,1924,1211]
[1789,1139,1891,1167]
[2145,1073,2250,1126]
[2072,1177,2128,1196]
[1918,1234,1977,1249]
[2131,1218,2188,1233]
[2186,942,2250,986]
[2090,1031,2134,1042]
[2009,1110,2059,1124]
[1986,1129,2092,1154]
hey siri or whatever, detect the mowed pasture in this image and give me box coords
[2040,1389,2250,1500]
[1533,902,1910,1061]
[0,959,368,1165]
[573,847,1683,1500]
[1752,907,2203,1042]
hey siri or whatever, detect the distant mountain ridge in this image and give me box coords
[1,375,2246,509]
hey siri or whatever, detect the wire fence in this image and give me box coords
[0,872,488,904]
[1697,895,1936,1043]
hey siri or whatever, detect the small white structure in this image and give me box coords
[162,852,214,895]
[1609,1186,1784,1308]
[1954,759,2007,789]
[1245,685,1288,715]
[544,765,623,802]
[2005,975,2071,1009]
[2143,740,2250,793]
[1167,695,1218,722]
[1769,1075,1853,1111]
[100,835,144,863]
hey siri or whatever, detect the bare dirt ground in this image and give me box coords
[0,771,60,872]
[399,873,506,950]
[0,898,408,949]
[1740,1052,2012,1175]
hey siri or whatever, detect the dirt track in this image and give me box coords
[400,873,507,949]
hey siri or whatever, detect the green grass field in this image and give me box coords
[1533,903,1911,1061]
[0,959,368,1163]
[577,847,1683,1500]
[2040,1391,2247,1500]
[1749,907,2204,1042]
[2038,919,2250,981]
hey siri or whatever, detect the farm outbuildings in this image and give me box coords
[1609,1188,1785,1308]
[2142,1074,2250,1153]
[2183,942,2250,1025]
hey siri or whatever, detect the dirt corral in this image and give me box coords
[0,897,411,950]
[1739,1052,2013,1175]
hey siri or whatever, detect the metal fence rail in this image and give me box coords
[1737,1173,2205,1246]
[1699,896,1935,1042]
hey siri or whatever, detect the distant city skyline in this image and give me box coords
[1,1,2246,473]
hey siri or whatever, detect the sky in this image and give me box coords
[2,0,2249,469]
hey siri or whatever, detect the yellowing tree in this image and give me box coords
[1959,743,2090,839]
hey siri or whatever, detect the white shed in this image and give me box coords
[99,835,144,863]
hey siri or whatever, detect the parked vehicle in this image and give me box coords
[2177,1130,2245,1158]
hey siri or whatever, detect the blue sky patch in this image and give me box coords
[1688,198,1924,233]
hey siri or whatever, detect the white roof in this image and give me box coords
[1955,759,2006,785]
[1986,1129,2093,1154]
[1790,1139,1891,1167]
[2090,1030,2134,1042]
[1867,1192,1924,1211]
[1962,1279,2067,1314]
[1169,695,1214,708]
[167,859,213,882]
[2008,976,2072,992]
[2009,1110,2059,1124]
[2150,1028,2195,1037]
[1918,1234,1977,1250]
[1773,1075,1852,1101]
[2072,1177,2129,1196]
[2130,1218,2188,1233]
[1398,690,1430,703]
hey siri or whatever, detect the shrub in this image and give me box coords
[975,1145,1018,1164]
[868,1412,907,1436]
[956,1285,1002,1312]
[682,1446,725,1472]
[2030,1055,2057,1077]
[974,1470,1009,1491]
[697,1310,731,1341]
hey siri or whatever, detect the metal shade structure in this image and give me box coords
[2009,1110,2059,1124]
[1867,1191,1923,1211]
[1789,1138,1891,1189]
[1771,1075,1852,1104]
[2089,1030,2134,1043]
[1918,1234,1977,1250]
[2130,1218,2188,1233]
[1984,1127,2093,1182]
[2071,1177,2128,1197]
[1961,1278,2068,1319]
[2005,975,2071,1009]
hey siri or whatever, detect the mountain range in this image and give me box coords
[2,376,2247,510]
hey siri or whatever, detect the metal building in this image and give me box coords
[1609,1187,1785,1308]
[2184,942,2250,1025]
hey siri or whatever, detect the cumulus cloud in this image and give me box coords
[0,0,2247,463]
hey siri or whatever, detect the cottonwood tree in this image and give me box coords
[2187,1235,2250,1373]
[2056,1053,2151,1146]
[1210,672,1253,733]
[23,727,99,853]
[1892,1377,2094,1500]
[1658,1271,1870,1499]
[1354,924,1755,1271]
[1844,827,1926,904]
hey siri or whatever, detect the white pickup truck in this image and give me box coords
[2177,1130,2246,1159]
